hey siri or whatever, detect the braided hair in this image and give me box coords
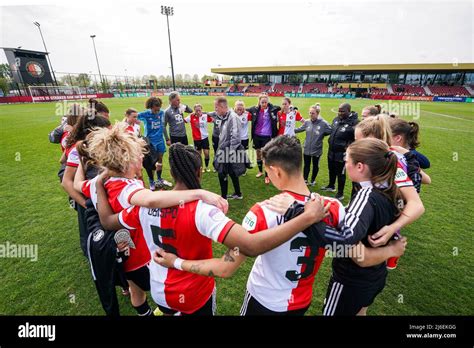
[169,143,202,190]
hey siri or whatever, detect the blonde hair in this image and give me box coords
[85,123,146,174]
[258,93,269,102]
[311,103,321,114]
[234,100,245,107]
[193,103,202,110]
[356,114,393,146]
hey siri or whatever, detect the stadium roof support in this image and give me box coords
[211,63,474,75]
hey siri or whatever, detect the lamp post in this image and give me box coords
[90,34,105,91]
[33,21,58,86]
[161,5,176,91]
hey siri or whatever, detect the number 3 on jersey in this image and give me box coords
[285,236,318,282]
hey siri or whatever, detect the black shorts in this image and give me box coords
[322,274,386,316]
[157,289,216,316]
[194,138,210,151]
[241,139,249,150]
[252,135,272,150]
[125,265,150,292]
[170,135,188,145]
[240,290,309,316]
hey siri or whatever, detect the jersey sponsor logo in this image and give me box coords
[151,120,162,129]
[68,149,79,163]
[242,211,257,231]
[174,114,184,123]
[92,229,105,242]
[395,167,409,181]
[209,208,225,222]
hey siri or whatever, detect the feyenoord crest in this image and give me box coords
[25,61,45,78]
[93,229,105,242]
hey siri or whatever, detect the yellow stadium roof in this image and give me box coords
[211,63,474,75]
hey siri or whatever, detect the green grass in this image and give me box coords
[0,96,473,315]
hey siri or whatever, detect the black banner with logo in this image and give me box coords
[3,48,54,85]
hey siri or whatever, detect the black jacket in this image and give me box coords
[328,111,359,160]
[247,103,281,139]
[85,199,128,316]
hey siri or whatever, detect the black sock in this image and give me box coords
[257,160,263,172]
[133,299,153,316]
[205,157,210,168]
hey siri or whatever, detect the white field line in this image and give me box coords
[422,125,474,133]
[421,110,474,122]
[329,107,474,133]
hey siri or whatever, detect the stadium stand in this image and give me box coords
[427,85,470,96]
[301,83,329,93]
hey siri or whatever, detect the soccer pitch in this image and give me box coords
[0,96,473,315]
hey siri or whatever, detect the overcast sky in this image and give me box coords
[0,0,472,79]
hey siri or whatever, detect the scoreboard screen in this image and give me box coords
[3,48,54,85]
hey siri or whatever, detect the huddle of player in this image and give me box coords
[50,94,430,316]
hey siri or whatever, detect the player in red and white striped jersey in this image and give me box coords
[123,108,141,136]
[277,97,305,136]
[98,143,330,315]
[77,124,229,316]
[185,104,213,172]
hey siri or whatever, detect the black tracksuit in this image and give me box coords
[327,112,359,195]
[85,199,128,316]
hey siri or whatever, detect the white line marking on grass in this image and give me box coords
[421,110,474,122]
[422,125,474,133]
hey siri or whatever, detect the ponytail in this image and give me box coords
[407,122,420,149]
[389,118,420,149]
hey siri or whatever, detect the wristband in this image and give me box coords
[173,257,184,271]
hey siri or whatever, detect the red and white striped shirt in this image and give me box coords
[278,111,303,136]
[242,192,345,312]
[119,200,235,314]
[125,123,141,136]
[60,131,70,153]
[185,113,213,141]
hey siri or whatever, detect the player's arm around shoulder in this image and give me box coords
[223,198,327,257]
[154,246,246,279]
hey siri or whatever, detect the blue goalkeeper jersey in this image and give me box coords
[138,109,166,145]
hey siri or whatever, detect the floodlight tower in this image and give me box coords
[161,5,176,91]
